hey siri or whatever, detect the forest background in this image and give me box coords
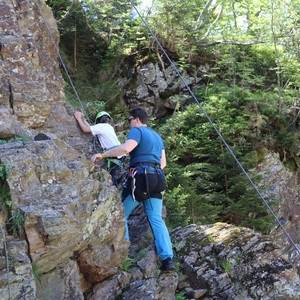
[46,0,299,234]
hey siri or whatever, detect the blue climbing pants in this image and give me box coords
[123,194,173,261]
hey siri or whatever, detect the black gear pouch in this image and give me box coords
[122,166,166,202]
[133,171,166,201]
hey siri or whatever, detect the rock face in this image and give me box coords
[119,59,208,117]
[0,234,36,300]
[172,222,300,299]
[0,0,89,152]
[1,0,63,130]
[254,153,300,268]
[87,205,179,300]
[0,0,128,299]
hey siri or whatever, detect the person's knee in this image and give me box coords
[147,215,165,226]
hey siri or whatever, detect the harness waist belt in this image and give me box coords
[132,162,161,168]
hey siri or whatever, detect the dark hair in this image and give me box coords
[96,115,111,124]
[130,108,149,124]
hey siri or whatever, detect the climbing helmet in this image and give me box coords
[95,111,111,121]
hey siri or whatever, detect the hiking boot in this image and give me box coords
[160,258,175,272]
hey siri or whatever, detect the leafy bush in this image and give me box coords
[158,84,286,233]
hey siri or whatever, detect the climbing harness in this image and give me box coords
[128,0,300,257]
[93,137,129,188]
[129,164,166,202]
[109,156,129,189]
[107,157,123,169]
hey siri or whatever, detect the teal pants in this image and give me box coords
[123,195,173,261]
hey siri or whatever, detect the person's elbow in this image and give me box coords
[121,144,132,154]
[121,139,137,155]
[82,127,91,133]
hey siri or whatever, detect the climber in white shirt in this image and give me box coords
[74,110,123,186]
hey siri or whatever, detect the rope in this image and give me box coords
[129,0,300,256]
[33,0,91,123]
[0,225,11,299]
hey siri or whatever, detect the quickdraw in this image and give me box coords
[130,167,138,201]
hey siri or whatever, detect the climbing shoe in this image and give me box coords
[160,258,175,272]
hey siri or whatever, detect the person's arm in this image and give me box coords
[161,149,167,169]
[91,139,138,163]
[74,111,91,133]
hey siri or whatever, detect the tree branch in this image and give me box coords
[200,4,224,40]
[195,0,216,31]
[196,40,264,47]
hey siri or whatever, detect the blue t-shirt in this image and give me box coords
[127,126,164,167]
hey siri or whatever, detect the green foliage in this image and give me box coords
[207,235,214,243]
[47,0,131,111]
[0,136,30,145]
[212,45,276,89]
[0,163,12,209]
[174,260,181,272]
[220,259,232,273]
[137,249,147,260]
[158,84,286,233]
[0,184,12,209]
[85,100,106,121]
[0,163,25,236]
[121,255,133,272]
[32,263,41,281]
[175,292,186,300]
[7,210,25,236]
[0,163,10,180]
[247,45,278,82]
[163,181,190,228]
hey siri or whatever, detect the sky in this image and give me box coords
[137,0,155,11]
[131,0,156,18]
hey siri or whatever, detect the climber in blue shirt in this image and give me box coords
[91,107,175,272]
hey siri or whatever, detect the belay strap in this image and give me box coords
[144,168,150,199]
[107,158,123,169]
[106,155,129,190]
[132,162,161,168]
